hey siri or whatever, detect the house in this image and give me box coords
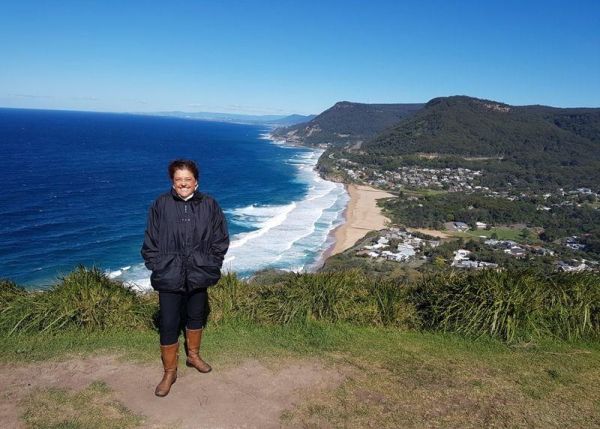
[453,260,498,269]
[531,246,555,256]
[478,261,499,269]
[454,249,471,259]
[475,221,488,229]
[396,244,416,259]
[504,246,526,258]
[486,239,517,249]
[565,236,586,251]
[445,221,469,232]
[451,249,471,266]
[453,259,479,268]
[557,261,588,272]
[381,250,400,261]
[364,236,390,250]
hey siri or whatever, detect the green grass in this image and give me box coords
[452,226,524,241]
[20,381,143,429]
[403,188,448,197]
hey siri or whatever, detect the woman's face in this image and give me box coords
[172,168,197,199]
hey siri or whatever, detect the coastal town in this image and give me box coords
[332,155,486,193]
[328,154,600,203]
[343,226,596,272]
[323,155,600,273]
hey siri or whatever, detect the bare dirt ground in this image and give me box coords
[0,355,347,428]
[406,227,451,239]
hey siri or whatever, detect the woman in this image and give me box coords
[141,159,229,397]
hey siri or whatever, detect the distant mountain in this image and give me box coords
[336,95,600,190]
[271,101,424,146]
[146,111,314,126]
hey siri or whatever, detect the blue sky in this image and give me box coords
[1,0,599,115]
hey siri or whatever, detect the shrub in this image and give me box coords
[406,269,600,342]
[0,266,156,335]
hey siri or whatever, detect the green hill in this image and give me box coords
[337,96,600,190]
[365,96,600,157]
[272,101,424,146]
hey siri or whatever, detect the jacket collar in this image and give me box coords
[170,187,204,202]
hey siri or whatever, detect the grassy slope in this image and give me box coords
[2,322,599,428]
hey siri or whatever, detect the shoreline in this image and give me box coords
[318,183,396,265]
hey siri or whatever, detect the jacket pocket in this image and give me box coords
[150,254,184,290]
[188,253,222,287]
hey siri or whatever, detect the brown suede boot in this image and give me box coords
[155,342,178,397]
[185,328,212,373]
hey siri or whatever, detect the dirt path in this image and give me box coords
[0,355,346,428]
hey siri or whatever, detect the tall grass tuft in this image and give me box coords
[0,279,26,307]
[370,278,420,328]
[256,270,372,325]
[2,265,597,343]
[208,271,259,324]
[208,269,417,328]
[406,269,600,342]
[0,266,156,335]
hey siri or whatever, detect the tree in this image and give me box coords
[433,256,446,268]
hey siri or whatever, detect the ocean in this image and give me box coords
[0,108,348,290]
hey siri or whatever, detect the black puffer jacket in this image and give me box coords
[141,188,229,292]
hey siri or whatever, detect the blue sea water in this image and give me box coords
[0,108,348,289]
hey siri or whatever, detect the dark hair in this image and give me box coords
[168,159,199,180]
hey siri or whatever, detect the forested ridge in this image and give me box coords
[272,101,424,146]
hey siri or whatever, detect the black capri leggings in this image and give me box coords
[158,288,210,345]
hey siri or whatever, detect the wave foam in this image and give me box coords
[222,147,348,275]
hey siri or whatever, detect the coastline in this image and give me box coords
[319,183,396,262]
[260,132,396,271]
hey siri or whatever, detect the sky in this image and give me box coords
[0,0,599,115]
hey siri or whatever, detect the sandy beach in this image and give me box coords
[328,184,396,256]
